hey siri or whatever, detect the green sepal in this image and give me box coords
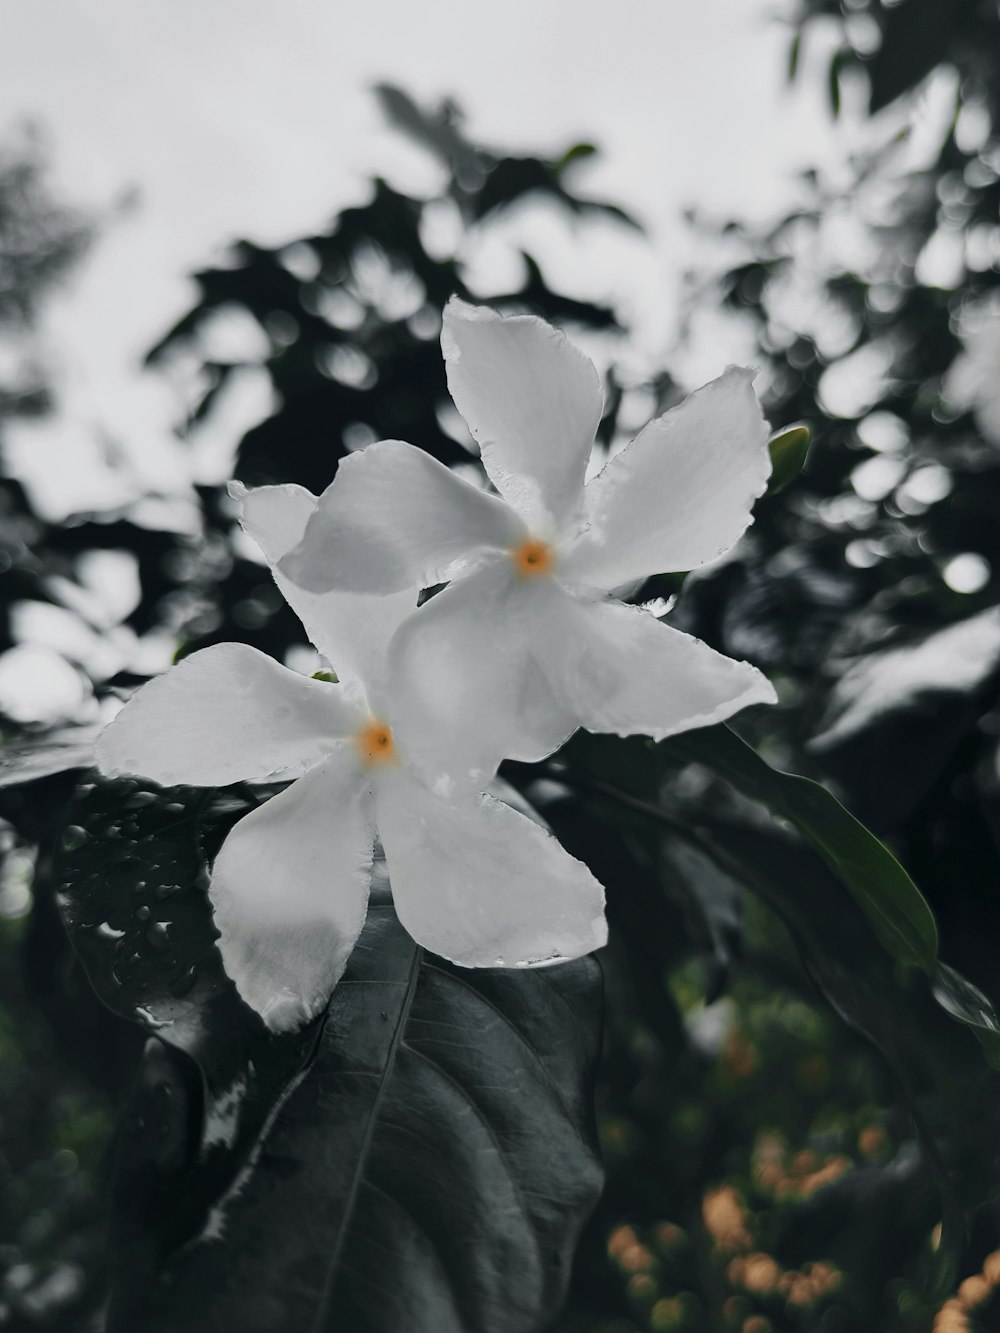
[767,423,811,494]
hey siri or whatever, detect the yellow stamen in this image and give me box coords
[352,719,399,768]
[511,538,554,579]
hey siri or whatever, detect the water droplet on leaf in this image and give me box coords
[169,964,197,998]
[134,1006,172,1029]
[125,791,157,809]
[146,921,171,952]
[61,825,88,851]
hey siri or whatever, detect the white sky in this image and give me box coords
[0,0,844,518]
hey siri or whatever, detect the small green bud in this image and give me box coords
[311,670,338,683]
[767,424,811,495]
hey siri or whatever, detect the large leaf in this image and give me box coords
[667,724,939,973]
[55,777,308,1100]
[56,778,604,1333]
[55,777,320,1294]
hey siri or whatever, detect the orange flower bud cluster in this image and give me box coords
[933,1247,1000,1331]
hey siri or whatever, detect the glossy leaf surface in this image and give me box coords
[55,778,604,1333]
[669,724,940,973]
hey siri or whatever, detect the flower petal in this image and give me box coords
[234,481,418,707]
[442,297,602,533]
[210,753,375,1032]
[388,561,578,791]
[563,368,771,589]
[531,587,777,740]
[96,642,359,786]
[376,766,606,967]
[277,441,524,594]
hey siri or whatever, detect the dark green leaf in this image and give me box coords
[556,142,598,169]
[932,964,1000,1071]
[57,779,604,1333]
[787,30,802,84]
[667,725,939,972]
[828,48,846,119]
[115,898,602,1333]
[55,778,318,1281]
[54,778,298,1097]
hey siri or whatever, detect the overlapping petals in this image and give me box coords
[97,481,608,1033]
[95,299,780,1034]
[282,299,777,785]
[279,442,523,596]
[388,563,578,790]
[234,480,417,710]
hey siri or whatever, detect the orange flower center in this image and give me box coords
[352,718,399,768]
[511,538,554,579]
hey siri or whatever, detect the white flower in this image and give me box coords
[944,300,1000,444]
[280,297,777,789]
[96,482,606,1033]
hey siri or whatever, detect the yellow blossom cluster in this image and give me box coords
[701,1176,842,1319]
[725,1254,841,1307]
[934,1248,1000,1331]
[703,1186,753,1253]
[752,1131,852,1201]
[606,1222,695,1326]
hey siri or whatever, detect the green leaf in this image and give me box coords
[787,30,802,84]
[828,48,846,118]
[666,725,939,973]
[55,778,291,1095]
[556,142,598,170]
[767,423,811,494]
[56,778,604,1333]
[932,963,1000,1072]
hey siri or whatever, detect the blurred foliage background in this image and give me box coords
[4,2,1000,1329]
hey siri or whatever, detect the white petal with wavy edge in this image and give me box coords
[234,481,417,708]
[210,752,376,1032]
[562,368,771,590]
[277,442,524,594]
[387,561,578,792]
[96,642,361,787]
[529,586,776,740]
[442,298,602,533]
[375,765,606,967]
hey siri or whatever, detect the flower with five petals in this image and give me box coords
[281,298,777,789]
[96,481,606,1032]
